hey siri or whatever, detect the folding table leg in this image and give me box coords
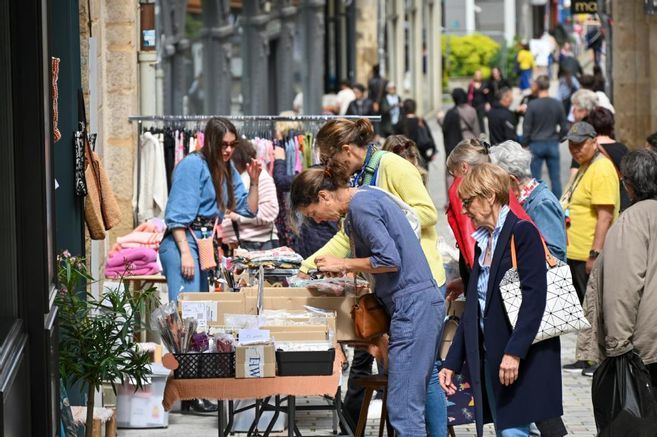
[227,401,235,435]
[218,400,225,437]
[263,395,281,437]
[335,389,354,437]
[287,395,296,437]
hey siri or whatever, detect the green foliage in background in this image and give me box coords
[491,36,521,86]
[442,33,501,81]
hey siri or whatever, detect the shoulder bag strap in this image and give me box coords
[596,143,621,178]
[510,230,558,270]
[189,217,219,243]
[457,108,474,132]
[231,219,241,246]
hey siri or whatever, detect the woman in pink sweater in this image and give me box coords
[222,139,280,251]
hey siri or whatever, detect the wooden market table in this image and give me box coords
[162,348,352,437]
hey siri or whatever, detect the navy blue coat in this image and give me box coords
[443,212,563,436]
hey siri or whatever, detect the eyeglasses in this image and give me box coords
[222,141,237,151]
[461,196,476,209]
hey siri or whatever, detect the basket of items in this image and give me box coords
[152,302,236,379]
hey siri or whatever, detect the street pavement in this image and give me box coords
[119,115,597,436]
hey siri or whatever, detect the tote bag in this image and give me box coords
[499,233,590,344]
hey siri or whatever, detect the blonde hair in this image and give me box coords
[275,111,302,136]
[446,138,490,175]
[458,163,510,205]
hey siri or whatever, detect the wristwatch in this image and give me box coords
[589,250,600,259]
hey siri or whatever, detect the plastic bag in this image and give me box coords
[592,351,657,436]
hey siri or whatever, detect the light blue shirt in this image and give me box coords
[164,153,253,229]
[472,205,511,331]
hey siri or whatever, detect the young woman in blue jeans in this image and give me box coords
[159,117,262,301]
[291,168,446,437]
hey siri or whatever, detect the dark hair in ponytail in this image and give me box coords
[290,167,349,211]
[202,117,237,211]
[316,118,375,162]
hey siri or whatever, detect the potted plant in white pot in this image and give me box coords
[56,252,159,437]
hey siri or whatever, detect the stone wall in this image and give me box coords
[612,0,657,148]
[355,0,379,87]
[80,0,139,244]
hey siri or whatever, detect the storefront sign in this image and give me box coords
[571,0,598,14]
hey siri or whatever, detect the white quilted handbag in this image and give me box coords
[499,235,590,344]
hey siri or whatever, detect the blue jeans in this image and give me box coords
[159,230,211,301]
[529,141,562,198]
[387,287,444,436]
[484,359,531,437]
[425,284,448,436]
[519,69,532,90]
[426,360,448,437]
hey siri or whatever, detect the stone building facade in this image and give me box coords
[611,0,657,147]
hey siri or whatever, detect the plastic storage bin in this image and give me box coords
[275,348,335,376]
[116,363,170,428]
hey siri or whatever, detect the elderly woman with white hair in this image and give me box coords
[490,141,567,262]
[570,89,598,123]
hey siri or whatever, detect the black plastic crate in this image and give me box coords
[276,348,335,376]
[173,352,235,379]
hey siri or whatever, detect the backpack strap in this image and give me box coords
[362,150,385,186]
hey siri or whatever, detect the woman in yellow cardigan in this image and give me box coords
[301,117,447,435]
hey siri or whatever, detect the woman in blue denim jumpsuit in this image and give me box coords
[291,168,446,437]
[159,117,261,301]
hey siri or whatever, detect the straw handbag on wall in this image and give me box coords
[79,91,120,239]
[84,142,121,240]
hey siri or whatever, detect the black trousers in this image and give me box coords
[567,259,590,304]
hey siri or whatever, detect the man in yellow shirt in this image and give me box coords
[517,43,534,90]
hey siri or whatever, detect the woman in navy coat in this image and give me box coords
[439,163,562,437]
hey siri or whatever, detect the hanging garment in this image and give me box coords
[174,129,185,165]
[134,132,168,223]
[163,131,175,190]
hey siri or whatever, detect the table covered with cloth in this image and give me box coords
[162,347,345,410]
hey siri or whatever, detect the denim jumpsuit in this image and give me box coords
[159,153,253,301]
[346,187,445,436]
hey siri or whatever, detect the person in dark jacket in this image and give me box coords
[367,64,387,114]
[484,67,511,107]
[394,98,436,165]
[440,163,563,437]
[346,83,375,116]
[467,70,487,134]
[487,88,518,145]
[272,146,338,257]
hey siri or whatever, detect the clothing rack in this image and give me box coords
[131,114,379,227]
[128,114,381,123]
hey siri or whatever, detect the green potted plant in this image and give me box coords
[56,251,160,437]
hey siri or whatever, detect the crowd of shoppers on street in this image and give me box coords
[154,39,657,433]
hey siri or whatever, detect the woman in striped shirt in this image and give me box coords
[221,139,280,251]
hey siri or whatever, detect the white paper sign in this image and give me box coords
[238,329,271,345]
[181,301,217,331]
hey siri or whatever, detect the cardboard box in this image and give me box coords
[235,344,276,378]
[178,291,246,324]
[242,288,357,341]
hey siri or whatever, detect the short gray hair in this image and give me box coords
[571,89,598,112]
[489,141,532,180]
[446,139,490,174]
[620,149,657,202]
